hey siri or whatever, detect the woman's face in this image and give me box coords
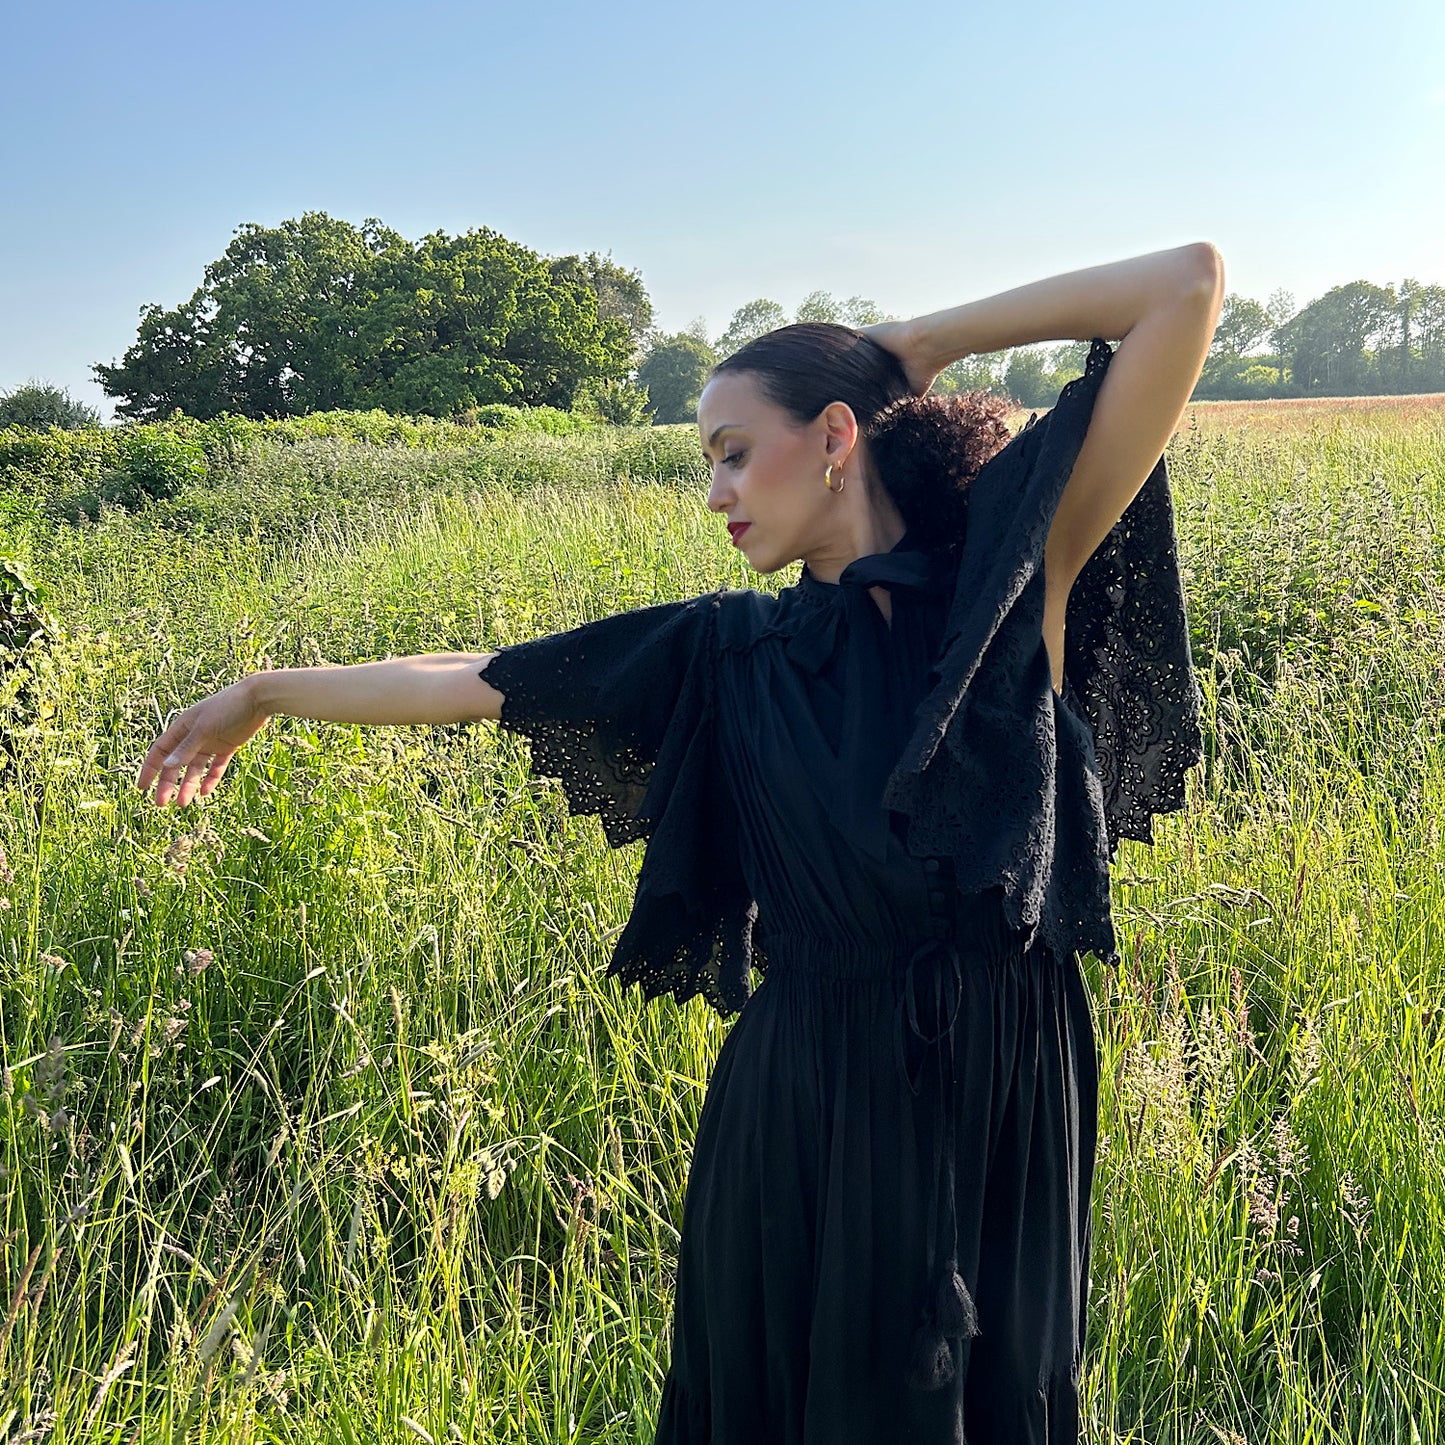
[697,370,855,576]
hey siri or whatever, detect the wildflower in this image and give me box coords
[180,947,214,975]
[0,841,13,886]
[163,834,196,878]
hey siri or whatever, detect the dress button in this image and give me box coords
[927,889,946,908]
[923,858,940,874]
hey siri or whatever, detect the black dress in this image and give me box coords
[477,339,1204,1444]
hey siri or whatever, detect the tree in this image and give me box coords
[793,291,888,328]
[1411,283,1445,391]
[1001,347,1053,408]
[1045,341,1090,380]
[1275,281,1396,393]
[839,295,886,327]
[93,213,409,420]
[360,227,630,413]
[1198,294,1274,396]
[715,299,789,359]
[1386,278,1445,392]
[549,250,654,362]
[637,331,718,424]
[0,380,101,430]
[1265,288,1296,386]
[95,212,641,419]
[1212,294,1273,358]
[795,290,841,324]
[935,354,1004,394]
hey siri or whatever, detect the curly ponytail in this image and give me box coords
[711,322,1014,553]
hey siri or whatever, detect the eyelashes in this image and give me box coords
[701,450,747,471]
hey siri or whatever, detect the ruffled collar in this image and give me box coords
[796,526,954,605]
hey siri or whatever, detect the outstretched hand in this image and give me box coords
[858,319,942,397]
[136,679,272,807]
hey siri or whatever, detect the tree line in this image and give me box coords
[648,281,1445,417]
[91,212,655,423]
[8,213,1441,432]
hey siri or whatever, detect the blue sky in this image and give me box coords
[3,0,1442,420]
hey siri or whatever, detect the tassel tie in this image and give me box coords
[893,934,980,1390]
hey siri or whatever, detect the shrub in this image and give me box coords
[574,377,652,426]
[468,403,592,436]
[0,554,58,656]
[0,380,101,431]
[99,427,208,510]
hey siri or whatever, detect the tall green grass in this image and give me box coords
[1,405,1443,1441]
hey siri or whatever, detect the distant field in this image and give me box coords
[1182,389,1445,437]
[1,402,1444,1442]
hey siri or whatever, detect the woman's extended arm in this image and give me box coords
[136,652,504,807]
[248,653,503,726]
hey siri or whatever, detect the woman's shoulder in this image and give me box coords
[712,581,806,655]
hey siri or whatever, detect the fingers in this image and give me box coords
[173,754,215,809]
[194,751,237,800]
[140,740,215,807]
[136,716,192,798]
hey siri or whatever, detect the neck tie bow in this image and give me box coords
[786,547,952,676]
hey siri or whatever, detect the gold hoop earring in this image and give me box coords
[824,464,845,493]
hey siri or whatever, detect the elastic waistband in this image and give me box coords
[757,891,1034,983]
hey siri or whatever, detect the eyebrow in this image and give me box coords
[705,424,743,449]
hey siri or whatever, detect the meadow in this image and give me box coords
[1,393,1444,1443]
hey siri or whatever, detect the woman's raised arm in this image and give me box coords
[136,652,504,808]
[863,243,1224,689]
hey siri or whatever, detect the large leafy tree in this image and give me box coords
[95,213,406,420]
[637,331,718,424]
[1275,280,1398,393]
[549,251,654,363]
[95,213,644,419]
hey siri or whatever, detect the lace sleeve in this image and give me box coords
[478,593,719,849]
[1062,442,1205,861]
[479,591,761,1016]
[881,336,1205,969]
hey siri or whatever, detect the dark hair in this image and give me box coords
[710,322,1014,553]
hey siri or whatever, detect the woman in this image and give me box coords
[138,242,1224,1444]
